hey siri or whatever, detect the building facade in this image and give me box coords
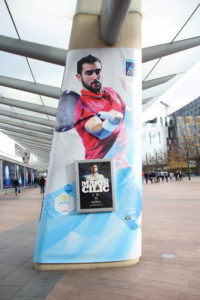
[142,117,168,168]
[168,96,200,173]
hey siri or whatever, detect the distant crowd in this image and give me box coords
[13,175,46,196]
[142,170,185,184]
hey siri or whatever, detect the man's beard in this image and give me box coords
[82,79,102,93]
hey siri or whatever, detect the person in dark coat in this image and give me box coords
[39,176,46,194]
[13,178,20,196]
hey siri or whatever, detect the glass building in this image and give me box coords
[142,117,168,165]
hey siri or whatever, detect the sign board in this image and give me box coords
[3,161,15,189]
[76,159,115,213]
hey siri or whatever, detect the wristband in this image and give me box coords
[97,111,113,119]
[102,119,118,132]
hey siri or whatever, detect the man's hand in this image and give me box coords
[108,110,123,125]
[97,110,123,125]
[85,110,123,139]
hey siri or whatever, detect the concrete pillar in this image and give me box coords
[34,1,142,270]
[69,12,141,50]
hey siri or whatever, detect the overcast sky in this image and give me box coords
[142,60,200,122]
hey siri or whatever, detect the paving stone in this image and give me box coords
[0,263,38,286]
[1,178,200,300]
[15,272,64,298]
[0,285,21,299]
[12,298,44,300]
[13,296,45,300]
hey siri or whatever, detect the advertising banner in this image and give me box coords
[34,48,142,264]
[31,169,37,185]
[16,165,24,187]
[0,161,2,190]
[25,168,32,186]
[3,161,15,189]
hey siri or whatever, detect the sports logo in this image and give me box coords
[55,193,74,215]
[126,59,135,76]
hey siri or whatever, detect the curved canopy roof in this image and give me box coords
[0,0,199,170]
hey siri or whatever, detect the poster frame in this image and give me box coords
[2,160,16,189]
[75,159,116,213]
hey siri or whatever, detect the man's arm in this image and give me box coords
[55,91,81,132]
[84,110,123,140]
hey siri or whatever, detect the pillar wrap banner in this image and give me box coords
[34,48,142,263]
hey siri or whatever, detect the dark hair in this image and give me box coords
[77,55,101,74]
[90,163,98,168]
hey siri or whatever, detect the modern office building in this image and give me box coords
[142,117,168,165]
[167,96,200,145]
[167,96,200,173]
[142,96,200,172]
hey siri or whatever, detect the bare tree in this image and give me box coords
[143,148,168,171]
[168,144,183,170]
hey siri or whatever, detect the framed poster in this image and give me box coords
[16,165,25,187]
[25,167,31,186]
[76,159,115,213]
[2,161,15,189]
[31,169,37,185]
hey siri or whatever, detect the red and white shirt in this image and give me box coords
[75,87,126,159]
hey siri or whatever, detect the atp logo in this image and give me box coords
[126,59,135,76]
[55,193,74,215]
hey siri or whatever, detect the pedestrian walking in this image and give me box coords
[13,178,20,196]
[39,176,46,194]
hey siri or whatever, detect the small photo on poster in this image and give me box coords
[76,159,115,213]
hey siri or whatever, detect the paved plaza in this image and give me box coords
[0,177,200,299]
